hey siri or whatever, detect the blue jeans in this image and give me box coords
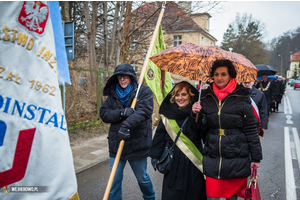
[108,157,155,200]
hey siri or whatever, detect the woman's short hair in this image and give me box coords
[170,82,195,104]
[209,60,237,79]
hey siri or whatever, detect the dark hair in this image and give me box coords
[209,60,237,79]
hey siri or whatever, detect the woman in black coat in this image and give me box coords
[192,60,262,200]
[149,81,207,200]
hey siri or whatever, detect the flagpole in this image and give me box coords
[103,2,166,199]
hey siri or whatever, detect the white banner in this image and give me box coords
[0,1,78,199]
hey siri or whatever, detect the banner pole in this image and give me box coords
[103,2,166,199]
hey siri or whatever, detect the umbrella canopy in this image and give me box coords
[150,43,258,83]
[255,64,277,77]
[257,75,277,81]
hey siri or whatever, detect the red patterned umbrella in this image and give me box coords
[150,43,258,82]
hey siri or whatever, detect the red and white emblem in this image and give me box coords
[18,1,49,34]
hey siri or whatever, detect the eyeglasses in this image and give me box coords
[117,74,130,79]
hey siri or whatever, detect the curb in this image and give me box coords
[71,135,109,174]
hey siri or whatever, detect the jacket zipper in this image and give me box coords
[205,87,248,178]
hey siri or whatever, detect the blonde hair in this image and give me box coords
[170,82,195,104]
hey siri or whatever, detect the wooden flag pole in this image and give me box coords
[103,2,166,199]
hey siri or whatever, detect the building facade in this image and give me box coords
[128,1,217,83]
[287,51,300,78]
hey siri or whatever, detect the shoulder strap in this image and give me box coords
[171,116,189,150]
[161,114,203,173]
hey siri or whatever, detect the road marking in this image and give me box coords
[286,115,294,124]
[284,127,297,200]
[292,128,300,169]
[290,142,297,159]
[284,95,287,114]
[285,95,293,115]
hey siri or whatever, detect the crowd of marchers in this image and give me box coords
[100,60,265,200]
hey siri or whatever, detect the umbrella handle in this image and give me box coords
[195,81,203,122]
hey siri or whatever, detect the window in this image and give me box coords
[173,35,182,47]
[201,37,204,45]
[130,37,138,50]
[207,17,210,31]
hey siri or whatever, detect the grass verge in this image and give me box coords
[67,119,109,142]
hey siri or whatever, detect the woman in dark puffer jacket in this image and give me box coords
[192,60,262,200]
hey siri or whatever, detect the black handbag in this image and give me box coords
[156,117,189,174]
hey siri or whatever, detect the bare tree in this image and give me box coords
[116,2,126,66]
[108,1,120,68]
[119,1,132,63]
[84,1,98,98]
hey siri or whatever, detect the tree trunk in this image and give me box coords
[103,2,108,71]
[63,1,70,21]
[84,2,97,99]
[120,1,132,63]
[109,1,120,70]
[116,2,126,66]
[102,1,110,84]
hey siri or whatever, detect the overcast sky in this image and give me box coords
[207,1,300,46]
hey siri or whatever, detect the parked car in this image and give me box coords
[289,79,295,86]
[294,80,300,90]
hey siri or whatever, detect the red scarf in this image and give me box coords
[213,78,237,101]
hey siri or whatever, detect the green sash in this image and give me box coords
[161,114,203,173]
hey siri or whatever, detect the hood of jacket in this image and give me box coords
[103,63,138,96]
[159,81,199,119]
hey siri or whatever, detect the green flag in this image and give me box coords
[144,25,172,105]
[144,25,172,126]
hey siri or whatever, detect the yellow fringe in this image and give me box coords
[69,191,80,200]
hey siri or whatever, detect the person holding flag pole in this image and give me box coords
[0,1,79,200]
[101,2,167,200]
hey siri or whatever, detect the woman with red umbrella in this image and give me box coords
[192,60,262,200]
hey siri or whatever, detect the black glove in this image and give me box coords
[151,158,158,171]
[120,108,135,119]
[117,125,130,140]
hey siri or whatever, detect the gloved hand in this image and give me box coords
[117,125,130,141]
[120,108,135,119]
[151,158,158,171]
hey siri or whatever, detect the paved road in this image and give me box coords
[77,158,163,200]
[77,86,300,200]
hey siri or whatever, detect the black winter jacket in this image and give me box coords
[249,86,268,129]
[200,84,262,179]
[150,82,206,200]
[256,80,274,104]
[100,63,153,160]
